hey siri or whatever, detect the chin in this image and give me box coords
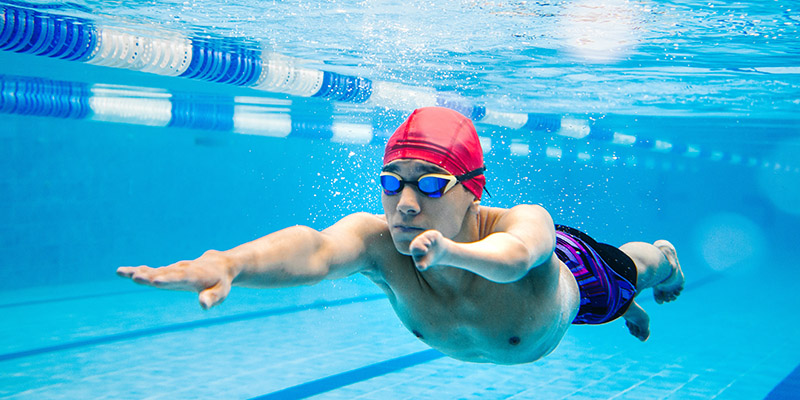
[392,240,412,256]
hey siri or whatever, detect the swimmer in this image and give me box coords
[117,107,684,364]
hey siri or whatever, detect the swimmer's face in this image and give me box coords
[381,159,478,255]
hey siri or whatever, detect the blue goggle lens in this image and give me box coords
[418,176,448,195]
[380,174,450,198]
[380,174,402,193]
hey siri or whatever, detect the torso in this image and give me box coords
[361,207,580,364]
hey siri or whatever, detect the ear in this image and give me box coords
[469,199,481,214]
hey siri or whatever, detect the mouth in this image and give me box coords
[393,225,425,233]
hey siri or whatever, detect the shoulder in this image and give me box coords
[333,211,387,225]
[332,213,405,279]
[481,205,555,244]
[483,204,553,230]
[315,213,395,278]
[502,204,550,217]
[322,212,390,241]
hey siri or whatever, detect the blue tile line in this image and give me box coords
[248,349,446,400]
[765,364,800,400]
[247,273,725,399]
[0,269,725,363]
[0,289,146,309]
[0,294,385,362]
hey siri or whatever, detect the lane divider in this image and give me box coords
[0,289,147,309]
[3,4,796,175]
[2,73,794,173]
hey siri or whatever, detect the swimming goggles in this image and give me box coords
[379,167,486,198]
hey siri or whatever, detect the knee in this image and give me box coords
[620,242,665,267]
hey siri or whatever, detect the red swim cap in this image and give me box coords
[383,107,486,199]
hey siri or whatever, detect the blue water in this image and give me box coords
[2,1,799,399]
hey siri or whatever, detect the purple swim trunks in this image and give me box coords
[555,225,637,325]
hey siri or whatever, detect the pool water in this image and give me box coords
[2,1,799,399]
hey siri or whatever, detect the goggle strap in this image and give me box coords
[457,166,491,198]
[456,166,486,182]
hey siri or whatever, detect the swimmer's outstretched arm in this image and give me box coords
[117,213,384,309]
[410,204,556,283]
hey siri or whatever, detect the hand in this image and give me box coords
[117,250,235,309]
[409,230,452,271]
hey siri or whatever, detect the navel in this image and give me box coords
[509,336,521,345]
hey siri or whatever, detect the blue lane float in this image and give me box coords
[312,71,372,103]
[180,41,262,86]
[0,4,794,173]
[0,5,96,61]
[587,126,614,142]
[0,74,90,118]
[169,93,235,131]
[0,2,639,144]
[524,113,561,133]
[435,94,486,122]
[290,120,334,140]
[1,0,795,171]
[1,73,793,174]
[0,4,372,102]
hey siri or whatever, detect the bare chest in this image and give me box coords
[369,257,570,364]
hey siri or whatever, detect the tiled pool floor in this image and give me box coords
[1,265,798,399]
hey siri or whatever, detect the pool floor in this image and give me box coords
[1,265,798,399]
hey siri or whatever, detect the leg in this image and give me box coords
[622,300,650,341]
[619,240,685,303]
[618,240,684,341]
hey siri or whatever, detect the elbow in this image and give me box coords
[526,229,556,270]
[508,258,534,283]
[529,242,555,270]
[493,248,537,283]
[506,241,554,282]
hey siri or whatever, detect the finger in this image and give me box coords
[128,266,182,288]
[198,280,231,310]
[119,264,196,290]
[413,255,429,271]
[409,235,425,249]
[131,268,160,286]
[117,266,146,278]
[146,267,202,291]
[117,267,132,277]
[409,244,428,258]
[420,230,441,244]
[409,235,432,256]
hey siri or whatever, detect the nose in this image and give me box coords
[396,185,421,216]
